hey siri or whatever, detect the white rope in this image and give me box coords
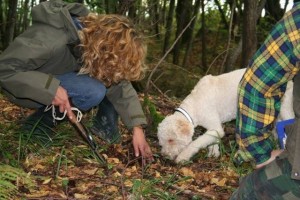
[44,105,83,122]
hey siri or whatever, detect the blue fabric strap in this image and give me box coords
[72,16,83,30]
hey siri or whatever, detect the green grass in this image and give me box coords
[130,174,192,199]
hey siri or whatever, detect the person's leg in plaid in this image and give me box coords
[230,52,300,200]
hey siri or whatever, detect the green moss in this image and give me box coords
[142,96,164,133]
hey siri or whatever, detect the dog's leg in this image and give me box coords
[207,144,220,157]
[175,129,224,163]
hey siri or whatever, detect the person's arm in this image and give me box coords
[0,36,77,120]
[106,81,153,162]
[106,81,147,127]
[132,126,153,163]
[255,149,283,169]
[0,38,60,107]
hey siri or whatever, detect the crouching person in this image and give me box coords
[0,0,153,162]
[231,1,300,198]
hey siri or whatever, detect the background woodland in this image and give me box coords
[1,0,290,97]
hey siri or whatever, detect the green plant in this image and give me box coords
[130,174,191,199]
[17,120,72,161]
[0,164,35,200]
[142,96,164,133]
[0,124,20,166]
[55,147,67,178]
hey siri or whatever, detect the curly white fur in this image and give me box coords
[157,68,294,163]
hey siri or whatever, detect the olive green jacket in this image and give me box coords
[0,0,147,128]
[285,72,300,180]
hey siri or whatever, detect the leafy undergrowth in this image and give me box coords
[0,94,251,200]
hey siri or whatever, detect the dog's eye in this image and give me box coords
[168,139,174,144]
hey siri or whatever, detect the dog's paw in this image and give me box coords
[175,152,191,163]
[207,144,220,157]
[175,156,189,163]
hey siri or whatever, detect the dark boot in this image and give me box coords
[90,97,121,143]
[21,107,65,136]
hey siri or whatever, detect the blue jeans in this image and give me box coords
[56,72,106,111]
[24,72,118,138]
[57,72,120,140]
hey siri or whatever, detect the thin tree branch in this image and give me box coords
[145,16,196,95]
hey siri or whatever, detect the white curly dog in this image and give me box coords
[157,68,294,163]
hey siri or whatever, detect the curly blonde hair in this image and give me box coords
[78,14,147,87]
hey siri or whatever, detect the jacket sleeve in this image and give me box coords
[0,37,60,107]
[106,81,147,129]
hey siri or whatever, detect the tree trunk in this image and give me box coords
[22,0,30,31]
[128,0,137,21]
[163,0,175,54]
[153,0,160,39]
[241,0,258,67]
[200,0,207,70]
[182,0,201,67]
[282,0,289,12]
[118,0,135,15]
[161,0,167,26]
[224,0,266,72]
[0,0,4,49]
[172,0,192,65]
[265,0,284,23]
[133,0,143,25]
[214,0,229,29]
[4,0,18,48]
[147,0,160,39]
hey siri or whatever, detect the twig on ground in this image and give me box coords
[170,184,217,199]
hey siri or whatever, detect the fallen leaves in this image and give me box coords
[180,167,196,178]
[0,96,241,200]
[211,177,227,187]
[83,167,98,175]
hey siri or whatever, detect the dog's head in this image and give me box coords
[157,113,194,160]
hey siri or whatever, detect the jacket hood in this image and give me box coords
[31,0,89,41]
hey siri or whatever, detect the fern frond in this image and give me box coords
[0,164,35,200]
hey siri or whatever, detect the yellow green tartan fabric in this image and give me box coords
[235,3,300,165]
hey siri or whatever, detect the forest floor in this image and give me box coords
[0,93,252,200]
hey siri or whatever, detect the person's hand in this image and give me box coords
[255,149,283,169]
[132,126,154,164]
[51,86,75,120]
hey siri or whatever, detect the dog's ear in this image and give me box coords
[177,119,192,136]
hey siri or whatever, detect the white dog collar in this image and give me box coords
[175,107,194,126]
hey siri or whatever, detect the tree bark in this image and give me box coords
[241,0,258,68]
[163,0,175,54]
[173,0,192,65]
[4,0,18,48]
[161,0,167,26]
[128,0,137,21]
[224,0,267,72]
[200,0,207,70]
[265,0,284,23]
[118,0,135,15]
[214,0,229,29]
[0,0,3,49]
[182,0,201,67]
[147,0,160,39]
